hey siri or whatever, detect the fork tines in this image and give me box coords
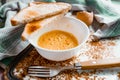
[28,66,50,77]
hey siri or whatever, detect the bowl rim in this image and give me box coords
[28,16,90,52]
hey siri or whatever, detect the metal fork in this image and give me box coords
[28,58,120,77]
[28,63,81,77]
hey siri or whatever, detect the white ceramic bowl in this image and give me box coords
[28,16,90,61]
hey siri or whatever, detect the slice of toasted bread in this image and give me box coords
[21,13,64,40]
[11,2,71,26]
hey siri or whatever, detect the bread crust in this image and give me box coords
[29,2,46,6]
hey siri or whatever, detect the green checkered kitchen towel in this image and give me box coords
[0,0,120,60]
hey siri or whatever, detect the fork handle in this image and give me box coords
[77,58,120,70]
